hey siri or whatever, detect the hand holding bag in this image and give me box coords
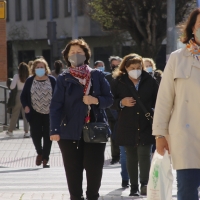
[83,106,111,143]
[147,150,173,200]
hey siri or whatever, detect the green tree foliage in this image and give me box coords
[88,0,196,59]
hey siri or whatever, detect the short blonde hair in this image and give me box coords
[32,58,51,76]
[113,53,144,79]
[143,58,156,70]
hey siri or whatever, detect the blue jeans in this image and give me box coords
[177,169,200,200]
[120,146,129,181]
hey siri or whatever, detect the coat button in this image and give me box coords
[55,129,57,131]
[137,112,139,114]
[64,124,66,126]
[138,128,140,130]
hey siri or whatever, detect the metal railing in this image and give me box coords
[0,85,8,126]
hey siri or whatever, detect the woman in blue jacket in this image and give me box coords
[50,39,113,200]
[21,58,56,168]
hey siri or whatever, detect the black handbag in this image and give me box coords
[83,106,111,143]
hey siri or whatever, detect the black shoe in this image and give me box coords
[129,191,140,196]
[43,159,50,168]
[122,180,129,188]
[110,158,119,165]
[129,185,140,196]
[140,184,147,195]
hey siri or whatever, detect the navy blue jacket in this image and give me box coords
[20,75,56,122]
[50,69,113,140]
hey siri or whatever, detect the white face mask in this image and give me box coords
[128,70,142,79]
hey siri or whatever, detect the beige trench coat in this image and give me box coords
[153,47,200,170]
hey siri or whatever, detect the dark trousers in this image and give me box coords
[177,169,200,200]
[58,138,106,200]
[109,120,120,160]
[29,109,52,161]
[125,144,152,188]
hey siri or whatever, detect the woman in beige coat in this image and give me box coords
[153,8,200,200]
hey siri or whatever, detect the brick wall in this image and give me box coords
[0,19,7,81]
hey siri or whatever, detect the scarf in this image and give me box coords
[186,38,200,61]
[69,65,91,95]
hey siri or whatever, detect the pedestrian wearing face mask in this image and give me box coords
[94,58,130,187]
[20,58,56,168]
[105,56,122,165]
[111,54,158,196]
[143,58,162,85]
[49,39,113,200]
[153,8,200,200]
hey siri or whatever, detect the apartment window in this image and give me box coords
[6,0,9,21]
[52,0,58,18]
[27,0,34,20]
[64,0,70,17]
[15,0,21,21]
[78,0,84,16]
[40,0,46,19]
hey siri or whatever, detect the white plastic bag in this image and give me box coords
[147,150,173,200]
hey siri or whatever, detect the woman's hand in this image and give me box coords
[156,137,170,155]
[121,97,136,107]
[24,106,30,113]
[50,135,60,141]
[83,95,98,105]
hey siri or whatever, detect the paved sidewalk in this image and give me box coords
[0,127,178,200]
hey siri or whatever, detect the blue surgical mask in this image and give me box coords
[97,66,105,72]
[146,67,153,73]
[35,68,45,77]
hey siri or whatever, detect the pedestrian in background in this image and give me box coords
[21,58,56,168]
[6,62,30,138]
[51,60,64,79]
[153,8,200,200]
[94,57,129,187]
[111,54,158,196]
[106,56,122,165]
[50,39,113,200]
[28,60,34,75]
[94,60,105,72]
[143,58,162,84]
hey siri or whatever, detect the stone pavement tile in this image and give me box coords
[30,193,43,200]
[100,197,112,200]
[51,193,65,200]
[21,193,33,200]
[10,193,23,199]
[0,193,12,199]
[42,193,54,199]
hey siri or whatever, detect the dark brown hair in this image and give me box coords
[62,39,91,67]
[112,53,143,78]
[18,62,30,83]
[32,58,51,76]
[54,60,63,74]
[180,8,200,43]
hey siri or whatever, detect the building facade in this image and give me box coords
[6,0,123,75]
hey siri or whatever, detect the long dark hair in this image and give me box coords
[54,60,63,75]
[180,8,200,44]
[18,62,30,83]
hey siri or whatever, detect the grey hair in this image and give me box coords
[108,56,122,63]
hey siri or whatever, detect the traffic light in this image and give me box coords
[47,21,57,45]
